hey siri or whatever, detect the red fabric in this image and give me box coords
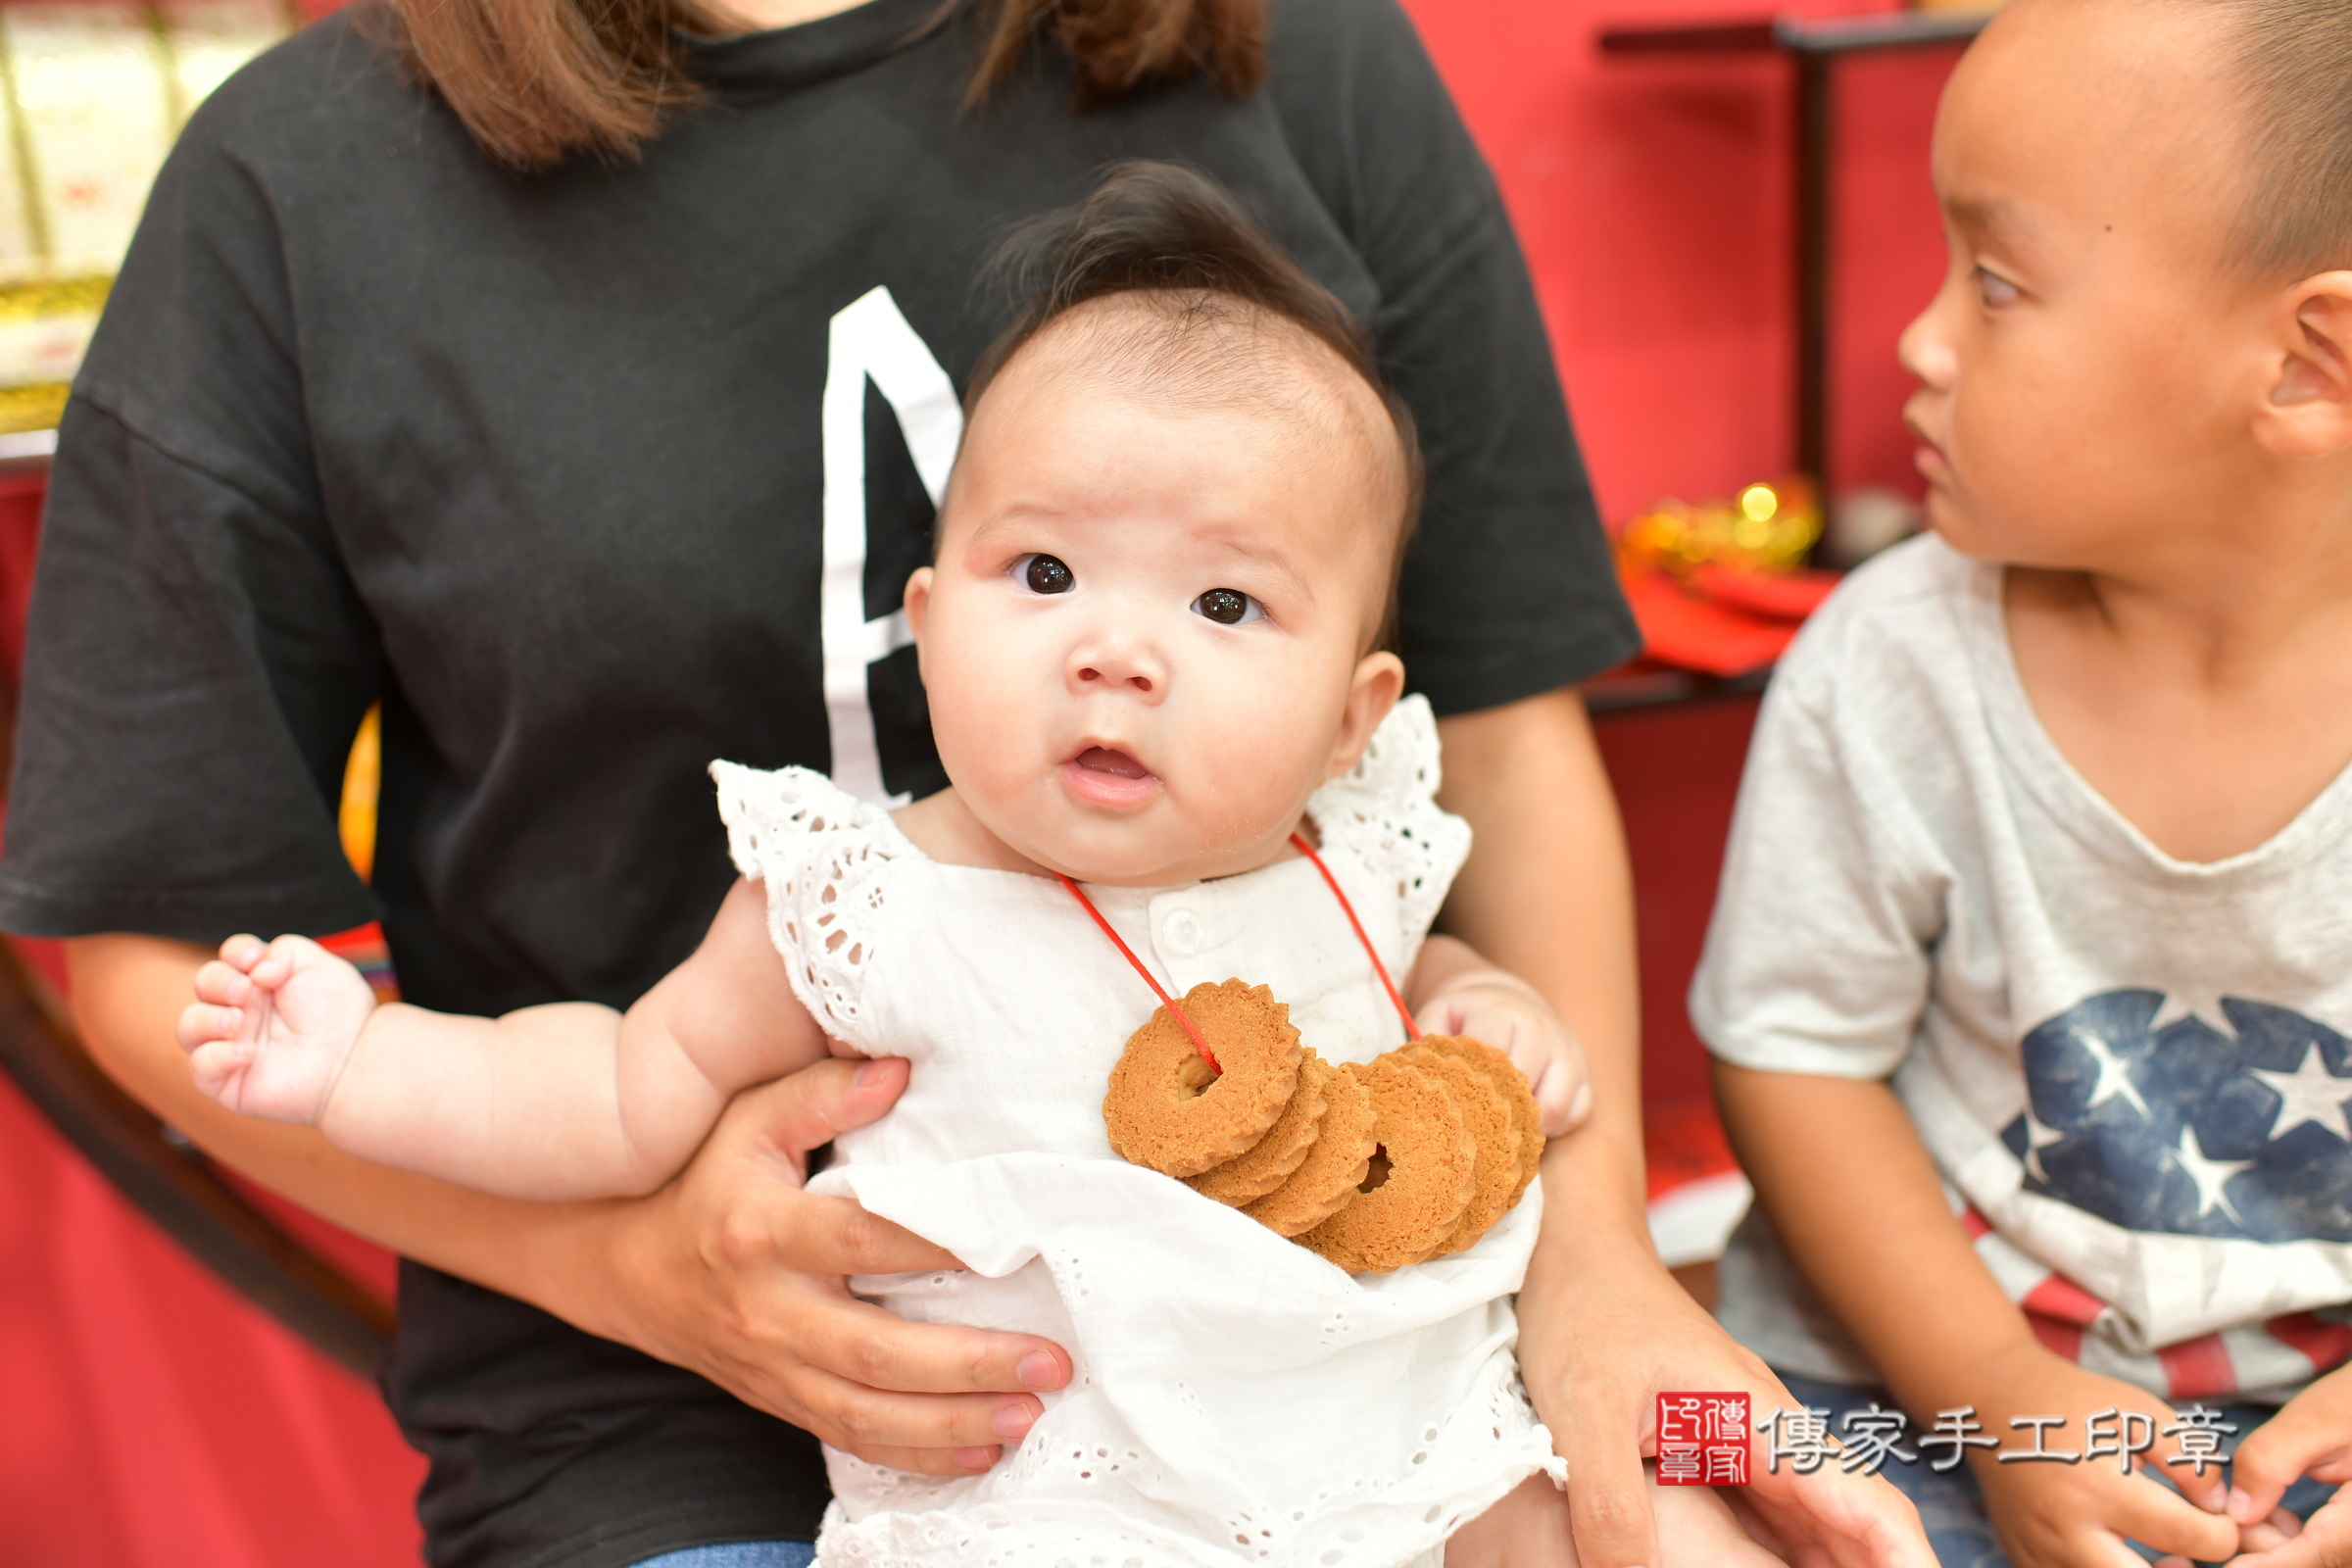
[2025,1314,2085,1362]
[1619,567,1804,677]
[2267,1311,2352,1377]
[2157,1336,2239,1403]
[2020,1273,2106,1328]
[0,1071,423,1566]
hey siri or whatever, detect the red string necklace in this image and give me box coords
[1054,828,1422,1073]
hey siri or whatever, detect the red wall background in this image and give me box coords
[0,2,1968,1562]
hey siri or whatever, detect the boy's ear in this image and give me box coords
[2255,271,2352,458]
[1326,652,1405,781]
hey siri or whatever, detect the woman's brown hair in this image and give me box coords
[379,0,1267,173]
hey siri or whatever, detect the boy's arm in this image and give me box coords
[192,878,830,1200]
[1714,1060,2238,1568]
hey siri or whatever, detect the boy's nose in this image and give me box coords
[1898,293,1959,390]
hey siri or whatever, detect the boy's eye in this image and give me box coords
[1192,588,1263,625]
[1017,554,1074,594]
[1974,267,2021,308]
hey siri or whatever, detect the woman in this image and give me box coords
[0,0,1931,1561]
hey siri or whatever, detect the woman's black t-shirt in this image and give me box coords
[0,0,1637,1560]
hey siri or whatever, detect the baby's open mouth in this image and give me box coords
[1062,746,1159,808]
[1073,747,1150,779]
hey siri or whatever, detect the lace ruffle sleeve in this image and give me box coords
[1305,695,1473,948]
[709,761,914,1044]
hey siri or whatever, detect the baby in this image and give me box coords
[173,166,1740,1567]
[1697,3,2352,1566]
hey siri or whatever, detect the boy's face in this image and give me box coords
[906,306,1405,887]
[1899,0,2273,566]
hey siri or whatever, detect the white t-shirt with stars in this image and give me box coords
[1693,536,2352,1402]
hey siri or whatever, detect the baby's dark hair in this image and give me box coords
[2211,0,2352,278]
[960,162,1424,644]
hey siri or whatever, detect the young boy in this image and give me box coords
[1695,1,2352,1565]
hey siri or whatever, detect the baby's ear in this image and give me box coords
[903,567,935,648]
[1327,652,1405,780]
[2255,270,2352,458]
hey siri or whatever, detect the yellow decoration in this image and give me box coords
[0,3,290,406]
[338,703,380,883]
[1617,476,1823,577]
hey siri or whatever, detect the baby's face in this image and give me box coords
[1898,0,2277,567]
[906,311,1405,887]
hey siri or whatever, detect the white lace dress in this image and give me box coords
[711,699,1561,1568]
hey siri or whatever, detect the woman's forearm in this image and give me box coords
[1436,688,1648,1244]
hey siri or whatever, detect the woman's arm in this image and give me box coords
[72,930,1070,1476]
[1437,687,1935,1568]
[178,879,830,1200]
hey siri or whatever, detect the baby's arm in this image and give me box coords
[1406,934,1592,1136]
[174,879,830,1200]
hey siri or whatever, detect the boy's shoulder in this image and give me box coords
[1773,532,1991,712]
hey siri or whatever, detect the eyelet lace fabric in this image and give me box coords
[710,760,915,1039]
[709,700,1557,1567]
[1303,698,1469,957]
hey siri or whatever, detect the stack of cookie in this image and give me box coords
[1102,979,1544,1274]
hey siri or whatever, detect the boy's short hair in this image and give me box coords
[2217,0,2352,278]
[961,162,1424,642]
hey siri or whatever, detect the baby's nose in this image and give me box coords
[1067,633,1166,698]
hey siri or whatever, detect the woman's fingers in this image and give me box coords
[1554,1388,1659,1568]
[788,1286,1070,1399]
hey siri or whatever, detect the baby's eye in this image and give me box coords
[1016,554,1074,594]
[1192,588,1264,626]
[1974,267,2020,308]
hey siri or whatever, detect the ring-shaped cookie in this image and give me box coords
[1298,1059,1475,1274]
[1398,1044,1519,1259]
[1416,1034,1543,1210]
[1189,1050,1334,1204]
[1242,1060,1375,1236]
[1104,980,1302,1179]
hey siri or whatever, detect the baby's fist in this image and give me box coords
[1415,973,1592,1138]
[175,933,376,1124]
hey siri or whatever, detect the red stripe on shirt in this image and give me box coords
[2026,1313,2083,1361]
[2021,1274,2106,1327]
[2157,1336,2237,1401]
[2266,1312,2352,1375]
[1961,1206,1993,1241]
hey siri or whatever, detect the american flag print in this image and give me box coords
[1976,988,2352,1399]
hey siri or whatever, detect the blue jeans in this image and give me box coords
[1779,1373,2336,1568]
[633,1545,815,1568]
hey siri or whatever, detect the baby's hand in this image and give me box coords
[174,933,378,1124]
[1414,969,1592,1138]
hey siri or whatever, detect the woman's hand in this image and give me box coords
[576,1054,1073,1476]
[1517,1212,1939,1568]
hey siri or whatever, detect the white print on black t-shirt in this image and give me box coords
[820,285,962,804]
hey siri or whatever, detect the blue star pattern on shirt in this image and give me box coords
[1998,991,2352,1243]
